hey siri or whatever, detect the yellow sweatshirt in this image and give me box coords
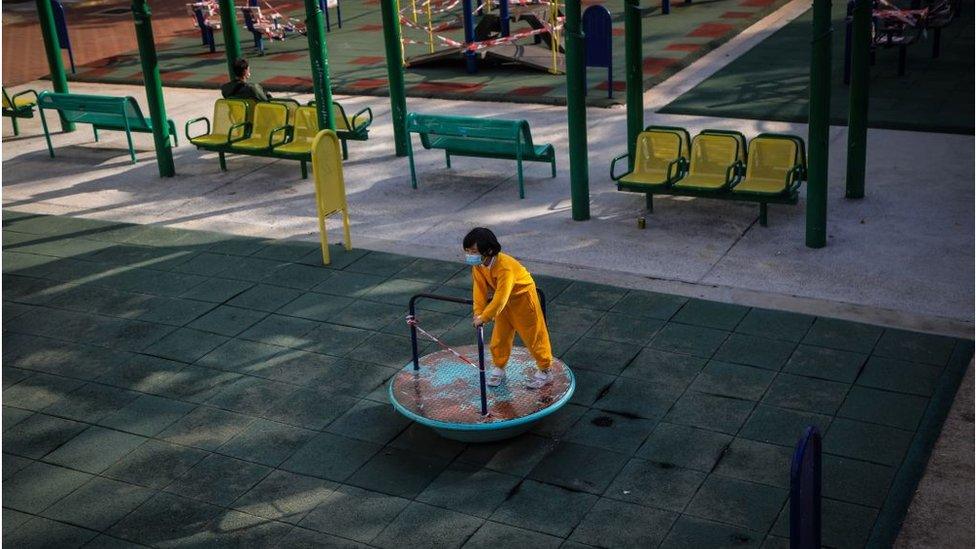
[472,253,536,321]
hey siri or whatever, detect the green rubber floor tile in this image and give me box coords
[205,235,268,256]
[143,327,229,363]
[689,361,776,400]
[196,338,289,375]
[584,312,665,346]
[218,418,315,467]
[351,332,426,368]
[549,329,581,358]
[2,413,87,459]
[171,252,237,277]
[528,441,629,494]
[263,386,359,430]
[457,433,557,476]
[381,306,460,335]
[650,323,730,358]
[282,432,381,481]
[102,439,208,489]
[195,510,295,548]
[313,270,387,298]
[135,297,216,326]
[44,425,147,474]
[714,438,792,488]
[568,368,616,406]
[636,422,731,472]
[345,251,417,277]
[713,334,795,371]
[738,405,833,447]
[179,277,253,303]
[2,366,34,391]
[238,314,320,348]
[233,469,337,524]
[686,475,788,532]
[781,344,867,383]
[107,492,224,547]
[215,255,289,282]
[187,305,267,337]
[206,376,297,416]
[110,269,207,298]
[2,371,85,410]
[331,299,406,330]
[565,409,657,454]
[4,516,99,548]
[299,245,370,270]
[157,365,242,404]
[347,446,453,499]
[254,348,342,385]
[771,497,877,548]
[326,360,399,398]
[855,356,942,397]
[610,290,688,320]
[164,453,272,506]
[300,322,373,357]
[552,280,628,311]
[734,308,815,343]
[158,405,255,451]
[364,277,437,306]
[2,405,33,432]
[226,283,304,312]
[872,329,957,365]
[823,417,914,467]
[543,304,604,336]
[415,285,472,314]
[672,299,749,330]
[298,484,409,543]
[462,521,563,549]
[604,457,707,512]
[375,501,484,549]
[621,347,707,388]
[761,373,849,415]
[530,402,588,438]
[593,376,682,420]
[490,479,598,538]
[562,336,642,375]
[40,476,154,531]
[99,394,195,436]
[253,239,320,262]
[416,463,521,518]
[326,399,412,445]
[388,423,468,460]
[281,527,371,548]
[838,385,928,431]
[822,454,894,508]
[3,460,93,513]
[570,497,677,548]
[396,258,465,285]
[659,516,764,549]
[2,507,33,531]
[267,262,335,290]
[802,317,883,354]
[665,391,756,435]
[42,382,139,423]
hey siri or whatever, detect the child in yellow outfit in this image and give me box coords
[463,228,554,390]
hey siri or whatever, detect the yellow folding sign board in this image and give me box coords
[310,129,352,265]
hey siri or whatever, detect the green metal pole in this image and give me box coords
[304,0,335,131]
[845,0,870,199]
[624,0,642,171]
[218,0,242,80]
[380,0,408,156]
[805,0,831,248]
[35,0,74,132]
[565,0,590,221]
[132,0,175,177]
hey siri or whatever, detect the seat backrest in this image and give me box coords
[406,113,522,142]
[291,106,320,144]
[688,133,742,177]
[121,97,150,128]
[307,101,356,132]
[310,129,347,213]
[212,99,249,136]
[745,136,799,181]
[37,92,128,124]
[632,130,683,174]
[249,102,288,141]
[271,98,300,124]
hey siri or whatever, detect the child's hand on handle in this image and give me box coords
[472,315,485,328]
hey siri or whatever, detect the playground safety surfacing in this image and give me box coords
[2,210,972,547]
[67,0,793,106]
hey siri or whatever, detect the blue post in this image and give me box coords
[462,0,478,73]
[50,0,75,74]
[790,426,822,549]
[499,0,510,37]
[477,325,488,416]
[662,0,671,15]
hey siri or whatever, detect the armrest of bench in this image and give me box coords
[268,125,290,148]
[185,116,210,141]
[226,122,251,144]
[350,106,373,132]
[10,89,39,110]
[725,160,744,187]
[785,164,805,193]
[610,152,630,181]
[666,157,686,183]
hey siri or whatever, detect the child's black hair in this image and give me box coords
[463,227,501,257]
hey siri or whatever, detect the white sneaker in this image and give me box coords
[486,367,506,387]
[525,369,552,390]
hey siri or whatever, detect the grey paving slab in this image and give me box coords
[660,516,765,549]
[822,455,895,508]
[685,476,788,532]
[569,497,677,548]
[417,463,521,519]
[98,394,195,436]
[164,453,272,506]
[263,385,359,430]
[103,439,209,489]
[781,344,868,383]
[604,458,708,512]
[564,409,657,454]
[232,469,338,524]
[41,383,140,424]
[490,480,598,538]
[326,398,412,445]
[592,375,682,421]
[281,431,382,482]
[761,373,849,415]
[712,334,796,371]
[837,385,929,431]
[280,527,372,548]
[3,460,93,514]
[43,426,147,474]
[299,484,409,543]
[3,516,99,549]
[107,492,225,547]
[713,438,793,488]
[347,446,452,499]
[456,433,557,476]
[217,418,315,467]
[462,521,563,549]
[734,308,815,343]
[157,405,255,451]
[2,412,88,459]
[388,423,468,460]
[689,361,777,401]
[855,356,943,397]
[372,501,484,549]
[2,453,34,480]
[40,476,155,531]
[205,376,296,417]
[527,441,629,495]
[737,405,833,448]
[822,418,914,467]
[636,423,733,472]
[665,391,756,435]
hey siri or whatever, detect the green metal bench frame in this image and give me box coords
[611,128,807,226]
[37,92,177,163]
[3,87,39,136]
[405,112,556,199]
[307,100,373,160]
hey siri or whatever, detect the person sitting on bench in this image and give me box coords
[220,58,272,102]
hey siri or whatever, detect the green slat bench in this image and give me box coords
[405,112,556,199]
[37,91,177,163]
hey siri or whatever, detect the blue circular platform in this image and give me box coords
[389,346,575,442]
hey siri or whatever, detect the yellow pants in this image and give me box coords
[490,291,553,370]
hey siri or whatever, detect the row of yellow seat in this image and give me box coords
[186,98,372,177]
[611,126,807,226]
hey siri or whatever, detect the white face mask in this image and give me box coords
[464,253,482,266]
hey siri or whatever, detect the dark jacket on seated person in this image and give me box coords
[220,79,272,102]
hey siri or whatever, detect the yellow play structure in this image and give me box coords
[310,129,352,265]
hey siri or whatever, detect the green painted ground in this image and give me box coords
[3,210,972,547]
[69,0,792,106]
[660,2,975,133]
